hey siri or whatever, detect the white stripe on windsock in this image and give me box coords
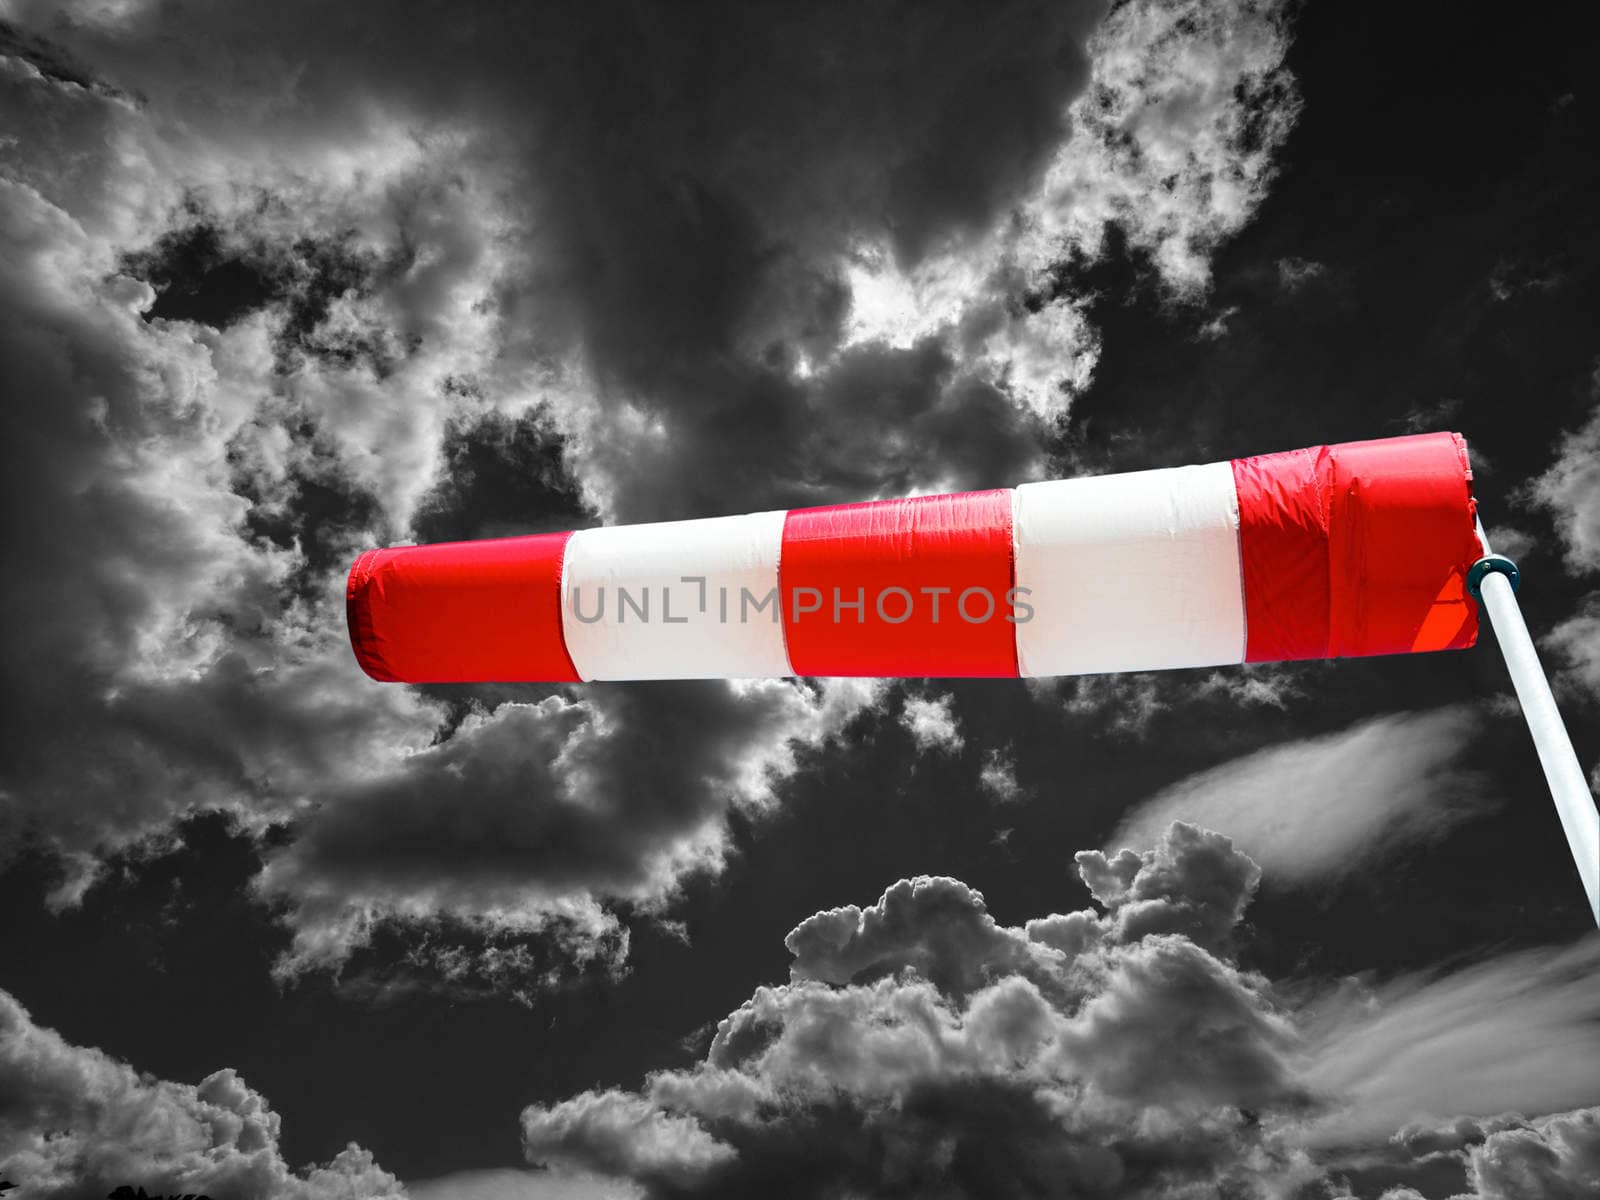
[560,510,791,681]
[1011,462,1245,677]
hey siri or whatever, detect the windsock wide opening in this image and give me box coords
[1230,432,1480,662]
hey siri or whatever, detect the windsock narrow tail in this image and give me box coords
[346,431,1481,684]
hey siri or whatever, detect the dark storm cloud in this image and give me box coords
[4,0,1301,519]
[13,0,1109,523]
[0,30,880,976]
[0,0,1301,990]
[411,407,594,544]
[580,335,1057,523]
[0,989,403,1199]
[0,144,344,891]
[257,679,879,976]
[0,145,879,965]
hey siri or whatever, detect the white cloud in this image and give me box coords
[409,1169,639,1200]
[979,748,1026,804]
[1298,936,1600,1147]
[1482,523,1537,562]
[1464,1108,1600,1200]
[1526,368,1600,784]
[522,1092,736,1192]
[520,824,1305,1197]
[1049,672,1174,735]
[1192,663,1305,709]
[1026,0,1301,293]
[1109,707,1492,883]
[513,823,1600,1197]
[0,140,447,882]
[899,693,965,753]
[1037,660,1312,739]
[1531,366,1600,576]
[1545,600,1600,704]
[0,989,404,1200]
[1276,256,1326,291]
[834,0,1300,430]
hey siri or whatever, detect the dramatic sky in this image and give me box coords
[2,1,1599,1198]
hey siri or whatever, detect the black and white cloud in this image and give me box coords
[0,989,404,1200]
[1531,368,1600,725]
[1109,707,1494,882]
[517,824,1599,1199]
[4,0,1600,1197]
[8,825,1596,1198]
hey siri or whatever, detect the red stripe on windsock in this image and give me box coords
[346,533,580,683]
[778,490,1020,677]
[1231,431,1480,662]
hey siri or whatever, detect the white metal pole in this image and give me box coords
[1471,531,1600,927]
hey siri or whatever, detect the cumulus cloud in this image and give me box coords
[784,874,1096,1000]
[521,825,1600,1196]
[1075,821,1262,953]
[519,823,1600,1198]
[522,823,1315,1197]
[0,988,403,1200]
[12,817,1587,1200]
[1464,1108,1600,1200]
[1109,707,1493,883]
[521,1093,736,1191]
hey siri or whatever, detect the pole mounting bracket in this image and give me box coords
[1467,554,1520,598]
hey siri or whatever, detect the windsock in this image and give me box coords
[346,431,1481,684]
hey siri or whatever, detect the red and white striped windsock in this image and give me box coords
[346,431,1482,684]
